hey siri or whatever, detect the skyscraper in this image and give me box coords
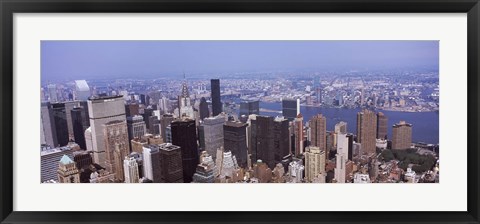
[88,95,126,164]
[127,115,147,145]
[304,146,326,183]
[47,84,58,102]
[239,101,260,118]
[282,99,298,121]
[57,155,80,183]
[160,114,174,142]
[250,116,275,169]
[203,115,225,160]
[294,113,304,156]
[41,102,58,147]
[211,79,222,116]
[74,80,90,101]
[175,81,195,119]
[335,121,347,134]
[71,107,86,150]
[273,116,290,164]
[123,156,140,183]
[376,112,388,140]
[223,121,248,168]
[142,145,162,182]
[103,120,130,182]
[335,133,349,183]
[52,102,69,146]
[356,109,377,155]
[392,121,413,150]
[199,97,209,120]
[171,118,199,183]
[308,114,327,151]
[158,143,184,183]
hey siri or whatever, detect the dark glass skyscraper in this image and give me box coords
[211,79,222,116]
[171,118,199,183]
[273,117,290,163]
[52,102,69,146]
[282,99,298,121]
[239,101,260,122]
[71,107,87,150]
[250,116,275,169]
[223,121,248,168]
[199,97,209,120]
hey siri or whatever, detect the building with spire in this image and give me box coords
[174,75,195,119]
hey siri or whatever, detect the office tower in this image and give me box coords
[304,146,326,183]
[160,114,174,141]
[71,107,87,150]
[64,101,79,138]
[74,80,90,101]
[159,96,170,114]
[123,156,140,183]
[392,121,413,150]
[171,118,198,183]
[47,84,58,102]
[250,116,275,169]
[356,109,377,155]
[346,134,354,161]
[211,79,222,116]
[223,121,248,168]
[158,143,184,183]
[217,150,240,179]
[139,94,146,105]
[294,113,304,156]
[192,151,216,183]
[41,143,78,182]
[51,103,69,146]
[239,101,260,118]
[57,155,80,183]
[175,81,195,119]
[199,97,209,120]
[142,108,154,128]
[376,112,388,140]
[88,95,126,164]
[335,121,347,134]
[288,160,304,183]
[127,115,147,145]
[143,145,162,182]
[309,114,327,151]
[41,102,58,147]
[145,95,151,106]
[282,98,298,121]
[78,101,90,129]
[148,116,161,135]
[125,103,140,117]
[315,87,322,105]
[273,116,290,164]
[103,120,130,182]
[203,115,225,160]
[84,127,94,152]
[335,133,349,183]
[73,150,92,171]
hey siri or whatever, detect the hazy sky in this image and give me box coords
[41,41,439,81]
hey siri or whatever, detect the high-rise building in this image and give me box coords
[304,146,326,183]
[41,143,78,182]
[239,101,260,118]
[199,97,209,120]
[392,121,413,150]
[192,151,216,183]
[160,114,174,142]
[335,121,347,134]
[142,145,162,182]
[282,99,298,121]
[125,103,140,117]
[273,116,290,164]
[356,109,377,155]
[64,101,80,138]
[127,115,147,145]
[308,114,327,151]
[88,95,126,164]
[103,120,130,182]
[294,113,304,156]
[41,102,58,147]
[203,115,225,160]
[211,79,222,116]
[223,121,248,168]
[123,156,140,183]
[52,102,69,146]
[171,118,198,183]
[47,84,58,102]
[376,112,388,140]
[250,116,275,169]
[288,160,304,183]
[175,81,195,119]
[158,143,184,183]
[57,155,80,183]
[74,80,90,101]
[148,116,161,135]
[334,133,349,183]
[71,107,87,150]
[315,87,322,105]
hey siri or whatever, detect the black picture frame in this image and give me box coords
[1,0,479,223]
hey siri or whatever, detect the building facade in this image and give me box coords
[356,109,377,155]
[103,120,130,182]
[171,118,198,183]
[392,121,413,150]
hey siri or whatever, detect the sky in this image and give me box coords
[41,41,439,81]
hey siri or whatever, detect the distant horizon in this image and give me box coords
[41,40,439,83]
